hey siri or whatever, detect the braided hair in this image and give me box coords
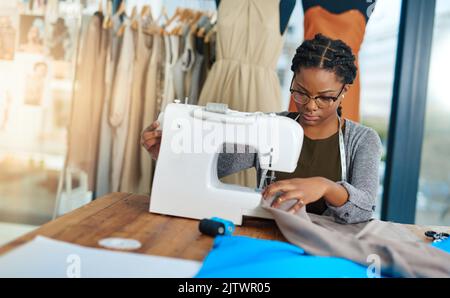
[291,34,357,116]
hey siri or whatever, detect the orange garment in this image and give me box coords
[289,6,367,123]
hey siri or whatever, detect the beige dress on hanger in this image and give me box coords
[66,14,105,191]
[120,17,153,193]
[95,15,123,197]
[110,22,135,192]
[198,0,284,188]
[139,33,164,194]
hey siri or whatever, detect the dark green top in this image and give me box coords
[275,123,345,215]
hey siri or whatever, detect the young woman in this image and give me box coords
[141,34,382,224]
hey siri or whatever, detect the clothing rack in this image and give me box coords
[54,0,219,218]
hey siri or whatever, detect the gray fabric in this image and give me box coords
[308,213,421,242]
[260,198,450,278]
[173,54,186,100]
[217,113,383,224]
[188,53,204,105]
[173,26,195,100]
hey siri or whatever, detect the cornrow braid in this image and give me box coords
[291,34,358,116]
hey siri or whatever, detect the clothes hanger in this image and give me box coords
[131,6,137,18]
[203,10,217,41]
[196,13,210,38]
[204,23,216,43]
[157,6,169,25]
[148,5,168,35]
[176,8,196,35]
[117,23,127,37]
[98,0,103,14]
[141,4,152,20]
[116,1,128,37]
[169,8,186,36]
[182,9,197,34]
[195,13,211,37]
[197,26,206,38]
[144,5,167,36]
[102,0,113,29]
[130,5,138,31]
[189,11,203,33]
[164,7,181,31]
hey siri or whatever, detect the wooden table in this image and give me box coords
[1,193,449,261]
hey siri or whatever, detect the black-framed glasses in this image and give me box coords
[289,76,346,109]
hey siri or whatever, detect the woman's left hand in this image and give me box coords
[262,177,331,214]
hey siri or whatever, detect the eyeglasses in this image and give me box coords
[289,76,346,109]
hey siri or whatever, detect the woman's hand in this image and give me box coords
[141,121,162,161]
[262,177,332,214]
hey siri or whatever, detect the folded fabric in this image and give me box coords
[260,198,450,278]
[195,235,374,278]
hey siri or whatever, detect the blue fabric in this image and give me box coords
[195,235,372,278]
[432,238,450,254]
[196,235,450,278]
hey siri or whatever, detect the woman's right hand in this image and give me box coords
[141,121,162,161]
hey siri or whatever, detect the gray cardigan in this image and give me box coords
[217,113,383,224]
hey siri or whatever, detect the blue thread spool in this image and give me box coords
[211,217,235,235]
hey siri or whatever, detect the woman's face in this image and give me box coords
[292,67,348,126]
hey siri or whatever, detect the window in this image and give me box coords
[416,0,450,226]
[359,0,402,218]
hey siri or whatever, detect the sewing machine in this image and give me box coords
[149,102,303,225]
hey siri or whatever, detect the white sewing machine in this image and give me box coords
[149,102,303,225]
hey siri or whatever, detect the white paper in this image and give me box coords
[0,236,202,278]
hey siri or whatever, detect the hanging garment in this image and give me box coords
[139,33,164,194]
[182,31,196,99]
[172,49,185,100]
[154,34,166,118]
[188,52,204,105]
[109,23,135,192]
[196,235,374,278]
[260,198,450,277]
[288,0,376,122]
[95,15,123,197]
[66,13,104,191]
[120,17,153,193]
[189,20,209,105]
[198,0,283,111]
[89,16,109,190]
[201,20,214,82]
[160,34,179,112]
[173,25,196,101]
[198,0,285,188]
